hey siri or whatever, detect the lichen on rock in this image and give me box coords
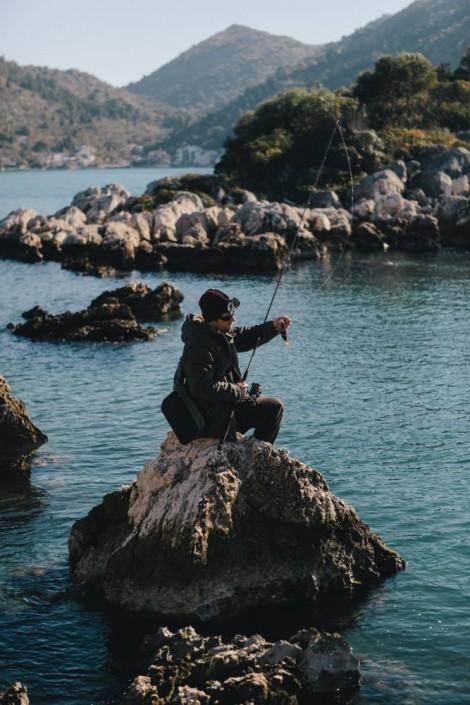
[69,433,405,621]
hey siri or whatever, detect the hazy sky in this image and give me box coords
[1,0,413,87]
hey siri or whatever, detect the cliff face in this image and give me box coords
[69,433,404,621]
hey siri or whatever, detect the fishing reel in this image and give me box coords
[248,382,262,400]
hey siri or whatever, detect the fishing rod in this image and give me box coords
[218,119,354,448]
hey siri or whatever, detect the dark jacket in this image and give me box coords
[180,314,279,436]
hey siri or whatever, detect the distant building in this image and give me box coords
[173,144,221,167]
[75,145,96,167]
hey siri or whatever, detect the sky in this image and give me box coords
[1,0,414,87]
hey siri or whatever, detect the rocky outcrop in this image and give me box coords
[8,282,182,342]
[0,682,29,705]
[63,183,131,222]
[0,187,291,274]
[0,377,47,476]
[90,282,183,321]
[69,433,405,621]
[2,146,469,273]
[121,625,360,705]
[8,303,158,343]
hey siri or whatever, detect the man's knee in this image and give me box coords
[263,396,284,418]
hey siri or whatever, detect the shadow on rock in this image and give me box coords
[0,376,47,483]
[69,433,405,622]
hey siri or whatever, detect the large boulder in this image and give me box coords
[69,433,405,621]
[0,209,42,262]
[0,209,38,240]
[414,171,452,199]
[353,169,405,202]
[0,377,47,475]
[153,192,205,240]
[121,625,360,705]
[437,196,470,246]
[351,222,385,251]
[66,184,131,223]
[307,208,351,249]
[415,145,470,178]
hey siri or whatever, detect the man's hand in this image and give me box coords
[273,316,291,333]
[236,382,250,400]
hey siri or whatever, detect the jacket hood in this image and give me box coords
[181,314,218,344]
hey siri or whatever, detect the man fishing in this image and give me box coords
[179,288,291,444]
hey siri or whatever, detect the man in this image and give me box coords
[179,288,291,444]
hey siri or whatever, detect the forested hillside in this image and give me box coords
[0,58,174,169]
[166,0,470,153]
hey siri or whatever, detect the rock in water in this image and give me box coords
[121,625,360,704]
[69,434,405,620]
[0,377,47,474]
[90,282,183,321]
[0,682,29,705]
[8,303,159,343]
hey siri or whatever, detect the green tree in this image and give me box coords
[353,53,437,129]
[454,47,470,81]
[216,89,381,199]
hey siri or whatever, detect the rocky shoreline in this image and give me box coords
[0,145,468,276]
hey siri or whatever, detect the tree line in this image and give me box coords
[216,50,470,200]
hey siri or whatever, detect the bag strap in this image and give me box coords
[174,359,205,433]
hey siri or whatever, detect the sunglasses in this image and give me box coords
[220,312,234,321]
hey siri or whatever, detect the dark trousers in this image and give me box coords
[234,396,284,444]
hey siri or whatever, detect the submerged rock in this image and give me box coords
[0,376,47,475]
[0,682,29,705]
[69,433,405,621]
[121,625,359,705]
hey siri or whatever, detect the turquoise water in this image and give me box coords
[1,172,470,703]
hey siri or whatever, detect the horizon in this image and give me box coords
[1,0,413,87]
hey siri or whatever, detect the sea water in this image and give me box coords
[1,170,470,704]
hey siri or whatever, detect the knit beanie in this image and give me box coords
[199,289,239,321]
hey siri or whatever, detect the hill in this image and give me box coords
[164,0,470,154]
[126,24,322,115]
[0,57,176,169]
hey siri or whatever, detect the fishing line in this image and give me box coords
[219,118,353,447]
[243,118,354,377]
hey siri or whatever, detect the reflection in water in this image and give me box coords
[0,478,46,520]
[0,474,47,516]
[360,658,423,705]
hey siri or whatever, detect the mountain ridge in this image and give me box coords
[1,0,468,169]
[127,24,322,114]
[163,0,470,153]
